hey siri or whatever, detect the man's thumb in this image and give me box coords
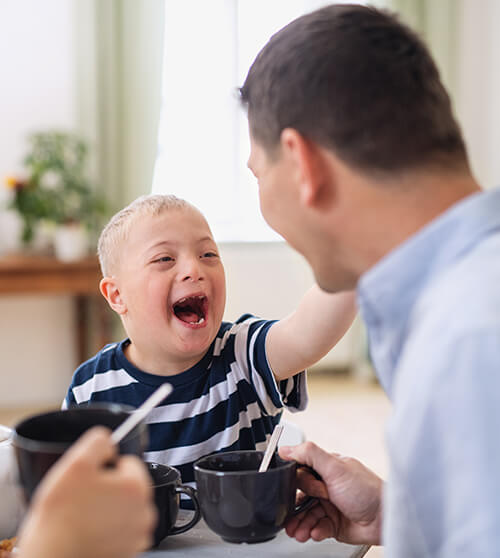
[280,441,345,480]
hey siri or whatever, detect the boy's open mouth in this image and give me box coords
[172,295,208,325]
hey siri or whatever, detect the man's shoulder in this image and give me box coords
[417,234,500,332]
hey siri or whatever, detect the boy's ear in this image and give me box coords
[99,277,127,315]
[280,128,334,209]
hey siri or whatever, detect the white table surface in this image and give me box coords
[141,512,370,558]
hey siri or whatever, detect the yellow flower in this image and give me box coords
[5,176,18,189]
[4,176,28,191]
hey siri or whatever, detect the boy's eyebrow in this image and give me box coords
[147,236,215,251]
[197,236,215,244]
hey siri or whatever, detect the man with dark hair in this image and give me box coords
[241,4,500,557]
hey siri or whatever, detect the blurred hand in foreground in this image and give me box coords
[17,427,156,558]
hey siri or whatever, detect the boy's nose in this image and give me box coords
[180,258,204,282]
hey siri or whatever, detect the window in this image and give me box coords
[152,0,333,241]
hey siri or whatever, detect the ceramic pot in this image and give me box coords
[53,223,89,262]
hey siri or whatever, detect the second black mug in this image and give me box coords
[146,461,201,547]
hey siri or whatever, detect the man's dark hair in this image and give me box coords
[240,4,469,174]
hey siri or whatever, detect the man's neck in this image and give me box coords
[342,170,482,277]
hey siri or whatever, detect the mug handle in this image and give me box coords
[169,485,202,535]
[291,464,322,516]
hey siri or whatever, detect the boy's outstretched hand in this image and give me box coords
[279,442,383,546]
[17,427,156,558]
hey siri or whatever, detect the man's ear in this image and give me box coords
[100,277,127,315]
[280,128,332,208]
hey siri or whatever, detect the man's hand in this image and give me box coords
[17,427,156,558]
[280,441,383,545]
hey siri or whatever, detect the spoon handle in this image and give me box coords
[111,383,172,444]
[258,424,284,472]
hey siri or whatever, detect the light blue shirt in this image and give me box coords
[357,188,500,557]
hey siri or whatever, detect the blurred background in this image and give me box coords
[0,4,499,553]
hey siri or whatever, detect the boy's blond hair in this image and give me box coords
[98,194,194,276]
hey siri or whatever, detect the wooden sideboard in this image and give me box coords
[0,253,113,363]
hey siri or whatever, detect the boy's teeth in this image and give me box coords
[176,295,205,304]
[196,317,205,324]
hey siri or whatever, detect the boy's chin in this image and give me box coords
[175,331,215,355]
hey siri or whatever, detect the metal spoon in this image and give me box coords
[258,423,284,472]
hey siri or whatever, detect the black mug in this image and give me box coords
[146,462,201,547]
[194,449,317,544]
[12,404,148,502]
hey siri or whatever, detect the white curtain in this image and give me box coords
[73,0,165,210]
[151,0,335,242]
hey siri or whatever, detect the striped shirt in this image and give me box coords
[64,314,307,494]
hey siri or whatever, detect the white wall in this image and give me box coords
[456,0,500,190]
[0,0,77,408]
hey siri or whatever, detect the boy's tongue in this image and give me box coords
[177,310,200,324]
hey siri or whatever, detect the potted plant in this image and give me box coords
[5,131,107,260]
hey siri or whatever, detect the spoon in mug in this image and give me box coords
[258,423,284,473]
[111,383,173,445]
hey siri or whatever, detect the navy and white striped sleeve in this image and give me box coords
[235,314,308,415]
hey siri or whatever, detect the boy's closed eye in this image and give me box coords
[152,253,218,264]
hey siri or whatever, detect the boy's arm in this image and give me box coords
[266,285,357,381]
